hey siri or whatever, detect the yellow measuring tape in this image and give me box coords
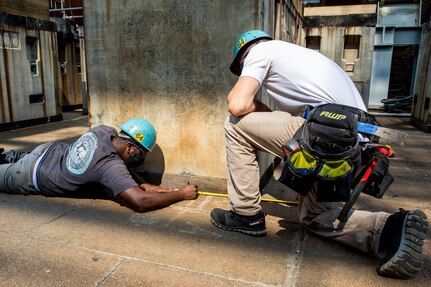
[197,191,298,205]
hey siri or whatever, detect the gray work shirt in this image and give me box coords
[37,125,137,197]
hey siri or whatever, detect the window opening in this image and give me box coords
[29,94,45,104]
[343,35,360,61]
[26,36,39,76]
[306,36,321,51]
[58,41,67,74]
[76,46,81,74]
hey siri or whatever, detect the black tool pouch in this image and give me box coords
[316,159,354,202]
[279,148,317,197]
[362,156,394,198]
[302,104,360,202]
[279,103,377,202]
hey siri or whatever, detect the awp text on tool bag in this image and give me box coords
[279,103,388,202]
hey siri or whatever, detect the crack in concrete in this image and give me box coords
[93,258,126,287]
[82,246,281,287]
[44,209,76,225]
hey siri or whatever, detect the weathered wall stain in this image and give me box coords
[84,0,260,180]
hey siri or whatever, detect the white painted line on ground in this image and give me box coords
[197,195,212,211]
[283,232,305,287]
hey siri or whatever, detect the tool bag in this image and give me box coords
[279,103,385,202]
[353,147,394,199]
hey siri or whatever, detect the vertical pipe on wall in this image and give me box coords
[279,0,283,40]
[262,0,272,35]
[37,30,48,117]
[376,1,380,25]
[419,0,422,25]
[0,50,5,123]
[52,31,62,115]
[2,48,13,122]
[79,27,88,115]
[410,45,419,98]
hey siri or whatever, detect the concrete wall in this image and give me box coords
[411,22,431,132]
[84,0,258,186]
[0,9,61,128]
[303,5,376,106]
[84,0,303,189]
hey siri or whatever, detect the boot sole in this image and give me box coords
[211,218,267,237]
[377,209,428,279]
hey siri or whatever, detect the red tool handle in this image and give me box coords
[338,145,393,222]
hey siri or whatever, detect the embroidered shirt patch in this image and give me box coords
[66,132,98,174]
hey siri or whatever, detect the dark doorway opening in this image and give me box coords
[388,46,415,99]
[383,45,416,113]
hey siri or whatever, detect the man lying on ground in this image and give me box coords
[0,118,198,212]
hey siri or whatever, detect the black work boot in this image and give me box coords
[377,209,428,279]
[3,150,30,163]
[210,208,266,236]
[0,148,7,164]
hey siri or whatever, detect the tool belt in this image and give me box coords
[354,148,394,199]
[279,103,394,202]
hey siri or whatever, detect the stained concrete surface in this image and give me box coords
[0,111,430,286]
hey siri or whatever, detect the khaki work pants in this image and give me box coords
[225,111,390,256]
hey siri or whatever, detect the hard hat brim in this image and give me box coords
[229,36,273,76]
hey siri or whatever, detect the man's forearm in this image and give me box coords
[135,191,185,212]
[140,183,174,192]
[118,186,185,213]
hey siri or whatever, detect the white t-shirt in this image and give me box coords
[241,40,367,116]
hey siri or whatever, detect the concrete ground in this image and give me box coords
[0,110,430,287]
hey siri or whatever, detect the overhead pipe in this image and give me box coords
[49,7,83,12]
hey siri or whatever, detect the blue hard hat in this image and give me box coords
[120,118,157,152]
[230,30,273,76]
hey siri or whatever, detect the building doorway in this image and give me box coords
[381,45,417,112]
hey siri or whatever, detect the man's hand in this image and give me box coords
[179,183,199,200]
